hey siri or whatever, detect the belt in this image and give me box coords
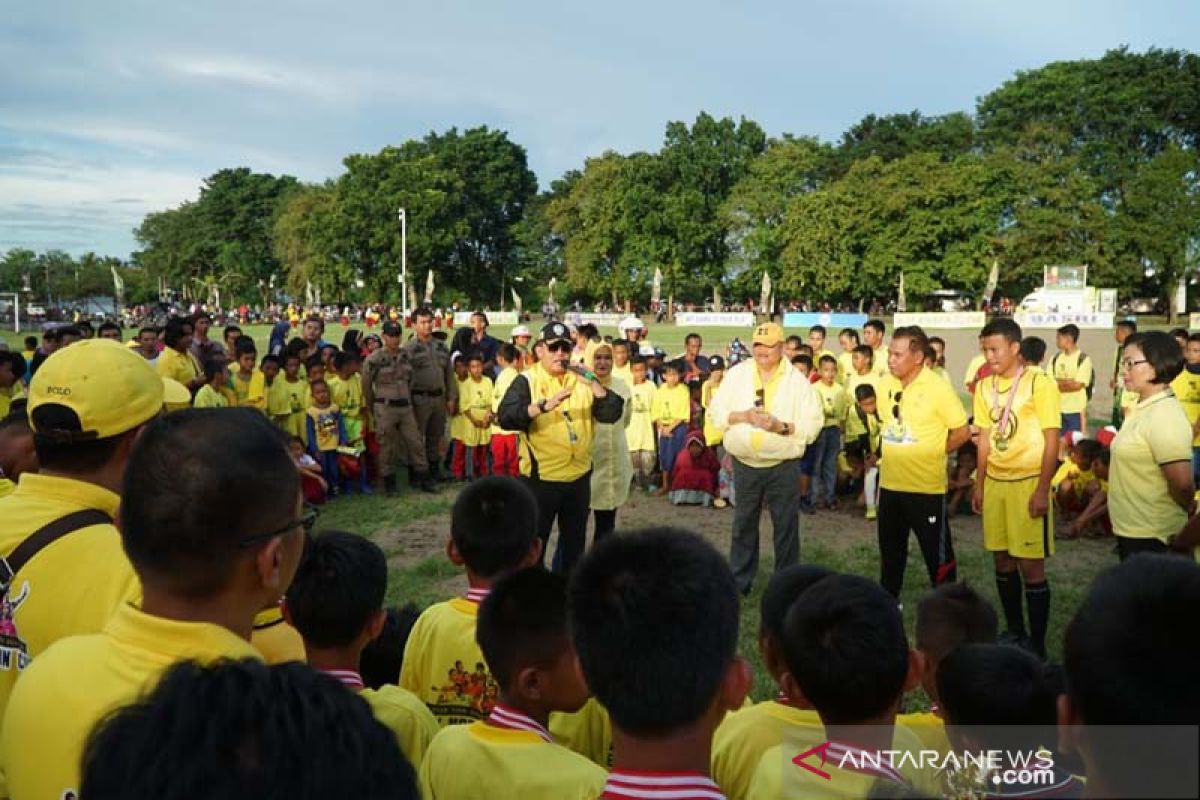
[412,389,444,397]
[375,398,411,408]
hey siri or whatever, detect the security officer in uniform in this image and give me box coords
[364,321,436,496]
[403,306,458,481]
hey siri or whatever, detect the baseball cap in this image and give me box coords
[382,321,402,336]
[708,354,726,371]
[27,339,191,440]
[752,322,784,347]
[512,325,532,338]
[540,321,571,344]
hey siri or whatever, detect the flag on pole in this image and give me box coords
[652,267,663,306]
[548,277,557,305]
[424,270,435,304]
[110,266,124,296]
[511,287,522,314]
[897,271,907,312]
[760,271,772,313]
[983,259,1000,306]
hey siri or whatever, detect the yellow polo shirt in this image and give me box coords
[250,605,305,664]
[651,382,691,426]
[973,369,1061,481]
[0,604,261,800]
[712,700,822,800]
[0,385,24,419]
[880,368,969,494]
[419,721,607,800]
[1109,391,1193,541]
[0,474,139,723]
[192,383,228,408]
[362,684,440,768]
[814,380,849,429]
[399,598,496,727]
[1051,350,1093,415]
[155,346,200,385]
[1170,368,1200,446]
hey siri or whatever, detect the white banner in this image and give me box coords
[452,311,519,326]
[892,312,986,329]
[674,312,756,327]
[1014,311,1115,329]
[569,312,626,327]
[1190,313,1200,330]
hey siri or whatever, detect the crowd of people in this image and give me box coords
[0,308,1199,799]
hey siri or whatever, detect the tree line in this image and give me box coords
[3,46,1198,311]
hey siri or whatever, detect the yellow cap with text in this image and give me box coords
[752,322,785,347]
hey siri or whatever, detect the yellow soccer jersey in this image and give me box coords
[419,719,606,800]
[362,683,440,768]
[451,377,471,442]
[879,368,969,494]
[250,605,305,664]
[711,700,822,800]
[1170,367,1200,446]
[846,370,878,401]
[814,380,849,429]
[845,405,882,454]
[549,696,613,768]
[1109,391,1194,541]
[458,376,494,447]
[229,367,267,411]
[327,373,365,419]
[400,597,498,727]
[626,380,658,452]
[265,375,293,418]
[973,369,1061,481]
[651,382,691,426]
[1051,350,1093,414]
[193,383,228,408]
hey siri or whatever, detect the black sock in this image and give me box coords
[995,570,1026,638]
[1025,580,1051,659]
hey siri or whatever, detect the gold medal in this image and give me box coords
[995,437,1009,452]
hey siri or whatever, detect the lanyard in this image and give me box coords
[991,366,1025,438]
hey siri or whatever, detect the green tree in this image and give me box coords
[274,183,348,301]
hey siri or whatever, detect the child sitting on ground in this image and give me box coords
[947,442,978,517]
[1053,437,1103,538]
[1066,448,1111,539]
[845,383,883,519]
[286,531,439,769]
[419,568,605,799]
[400,477,542,727]
[668,430,721,507]
[289,435,328,505]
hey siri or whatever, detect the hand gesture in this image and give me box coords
[545,387,573,412]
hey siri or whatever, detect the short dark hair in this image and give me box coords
[1,351,27,379]
[817,354,837,368]
[464,353,484,365]
[450,477,538,578]
[497,343,519,364]
[864,319,886,336]
[303,315,326,332]
[662,359,683,375]
[853,344,873,361]
[891,325,928,354]
[685,332,702,345]
[980,318,1022,344]
[234,335,257,357]
[759,565,834,642]
[1056,323,1080,342]
[1169,327,1189,341]
[305,354,324,372]
[477,567,570,689]
[98,321,122,337]
[914,582,998,665]
[1020,336,1047,365]
[929,336,945,349]
[287,531,387,649]
[412,307,435,321]
[203,359,226,381]
[1189,332,1200,345]
[853,383,877,402]
[470,311,489,326]
[839,328,860,344]
[333,350,361,370]
[138,326,158,339]
[785,335,804,348]
[937,643,1062,751]
[31,404,130,473]
[81,659,418,800]
[361,604,421,690]
[260,354,281,370]
[121,409,299,597]
[630,355,647,368]
[809,325,826,337]
[1116,319,1137,334]
[1071,438,1103,465]
[569,528,738,736]
[192,311,213,323]
[223,325,243,340]
[612,339,630,351]
[1124,331,1185,385]
[781,574,908,725]
[791,354,812,369]
[23,336,36,349]
[162,317,192,349]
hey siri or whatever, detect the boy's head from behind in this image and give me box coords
[914,582,997,701]
[759,565,834,686]
[449,476,541,580]
[780,574,917,725]
[477,567,587,713]
[285,531,387,651]
[569,528,748,738]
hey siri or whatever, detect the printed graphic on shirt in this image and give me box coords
[0,582,31,672]
[430,660,499,725]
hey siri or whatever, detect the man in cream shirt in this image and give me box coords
[711,322,824,595]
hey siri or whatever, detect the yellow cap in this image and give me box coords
[752,322,784,347]
[28,339,192,439]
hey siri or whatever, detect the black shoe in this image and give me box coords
[417,472,439,494]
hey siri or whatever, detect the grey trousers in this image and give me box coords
[730,457,803,595]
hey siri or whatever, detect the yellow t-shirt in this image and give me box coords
[250,605,305,664]
[279,376,309,439]
[1109,391,1194,541]
[192,383,227,408]
[837,351,856,387]
[845,405,882,453]
[362,683,440,769]
[1051,461,1095,494]
[846,371,878,402]
[451,377,471,443]
[155,346,200,385]
[896,711,951,755]
[712,700,822,800]
[1051,350,1093,415]
[1170,367,1200,446]
[0,478,14,499]
[399,598,497,727]
[0,384,25,419]
[230,367,267,411]
[419,720,607,800]
[626,380,658,452]
[872,345,890,377]
[0,604,260,800]
[612,362,633,389]
[457,376,494,447]
[879,368,969,494]
[814,380,849,429]
[651,382,691,427]
[701,378,724,446]
[327,373,365,419]
[265,376,293,418]
[973,369,1061,481]
[491,367,520,435]
[306,404,343,452]
[549,696,613,768]
[0,474,139,724]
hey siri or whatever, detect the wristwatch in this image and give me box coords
[537,399,548,413]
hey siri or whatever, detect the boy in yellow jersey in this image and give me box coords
[400,477,542,727]
[326,350,366,448]
[1066,448,1112,539]
[712,565,830,798]
[1052,437,1101,527]
[420,567,605,799]
[262,354,292,429]
[1170,332,1200,485]
[807,325,837,378]
[863,318,889,377]
[285,530,438,768]
[572,529,749,800]
[448,356,470,478]
[812,355,848,509]
[305,379,348,494]
[0,409,306,800]
[845,344,878,397]
[611,338,634,388]
[453,353,493,480]
[193,359,230,408]
[845,384,882,519]
[228,337,266,411]
[651,360,691,496]
[1051,323,1093,435]
[836,328,859,387]
[489,344,521,477]
[278,351,309,439]
[972,318,1061,659]
[626,357,658,491]
[304,353,325,385]
[747,575,937,800]
[0,352,25,418]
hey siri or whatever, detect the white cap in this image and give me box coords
[511,325,531,338]
[618,316,646,332]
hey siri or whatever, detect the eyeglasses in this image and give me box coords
[239,507,319,549]
[1122,358,1148,370]
[547,341,572,354]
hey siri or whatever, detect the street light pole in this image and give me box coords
[398,207,408,318]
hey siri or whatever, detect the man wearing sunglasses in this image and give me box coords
[1,408,306,799]
[498,322,625,575]
[709,322,825,596]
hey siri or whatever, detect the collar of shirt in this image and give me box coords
[1137,388,1176,410]
[320,668,365,691]
[464,587,490,603]
[602,770,725,800]
[9,472,121,518]
[104,603,261,664]
[486,704,552,742]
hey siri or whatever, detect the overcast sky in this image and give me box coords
[2,0,1196,259]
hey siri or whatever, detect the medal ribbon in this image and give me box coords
[992,366,1024,443]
